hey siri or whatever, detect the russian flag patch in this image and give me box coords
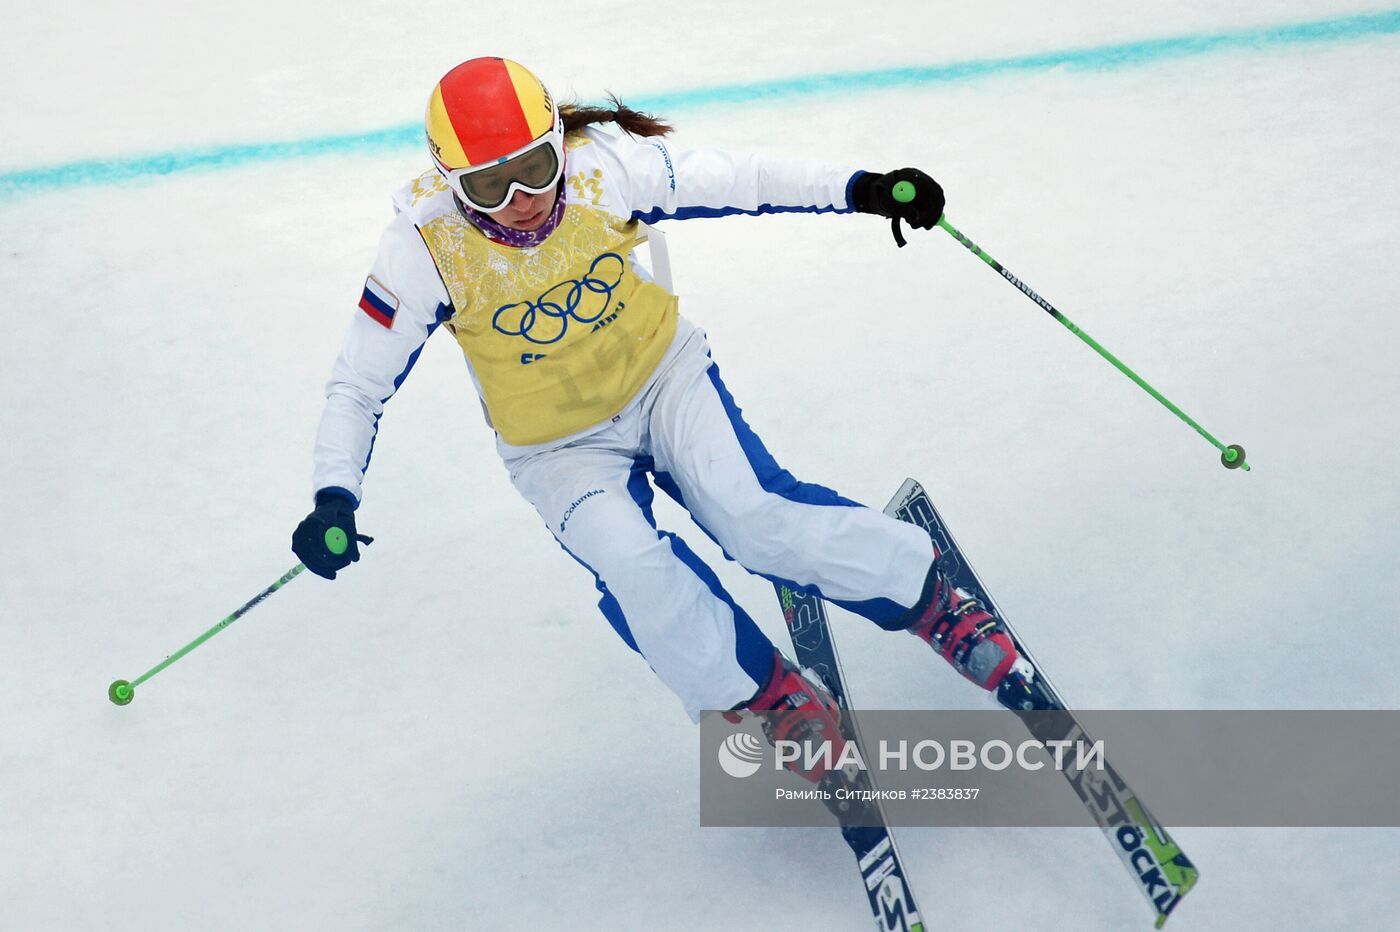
[358,276,399,328]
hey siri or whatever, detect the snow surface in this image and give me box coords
[2,2,1398,929]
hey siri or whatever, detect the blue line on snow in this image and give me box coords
[3,9,1398,200]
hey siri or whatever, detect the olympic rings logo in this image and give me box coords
[492,253,625,345]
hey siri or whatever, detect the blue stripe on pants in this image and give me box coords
[554,456,775,691]
[665,363,911,625]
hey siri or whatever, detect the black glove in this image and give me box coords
[851,168,945,247]
[292,489,372,579]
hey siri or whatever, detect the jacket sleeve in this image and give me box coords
[310,211,453,506]
[593,130,864,224]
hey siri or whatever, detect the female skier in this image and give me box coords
[292,57,1020,760]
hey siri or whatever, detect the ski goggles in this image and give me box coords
[438,132,565,213]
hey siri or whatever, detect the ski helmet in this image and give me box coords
[425,57,565,213]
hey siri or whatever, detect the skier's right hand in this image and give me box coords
[292,489,372,579]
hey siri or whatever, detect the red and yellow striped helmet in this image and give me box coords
[426,57,566,211]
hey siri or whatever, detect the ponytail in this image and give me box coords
[561,95,672,138]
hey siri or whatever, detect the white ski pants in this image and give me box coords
[503,331,935,720]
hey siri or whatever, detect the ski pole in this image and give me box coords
[107,527,352,706]
[889,183,1249,471]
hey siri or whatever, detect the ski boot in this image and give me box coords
[902,554,1021,691]
[727,650,849,783]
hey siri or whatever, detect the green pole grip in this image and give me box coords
[324,526,349,555]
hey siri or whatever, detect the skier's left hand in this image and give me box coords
[851,168,945,246]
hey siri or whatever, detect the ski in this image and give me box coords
[884,478,1198,928]
[773,582,925,932]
